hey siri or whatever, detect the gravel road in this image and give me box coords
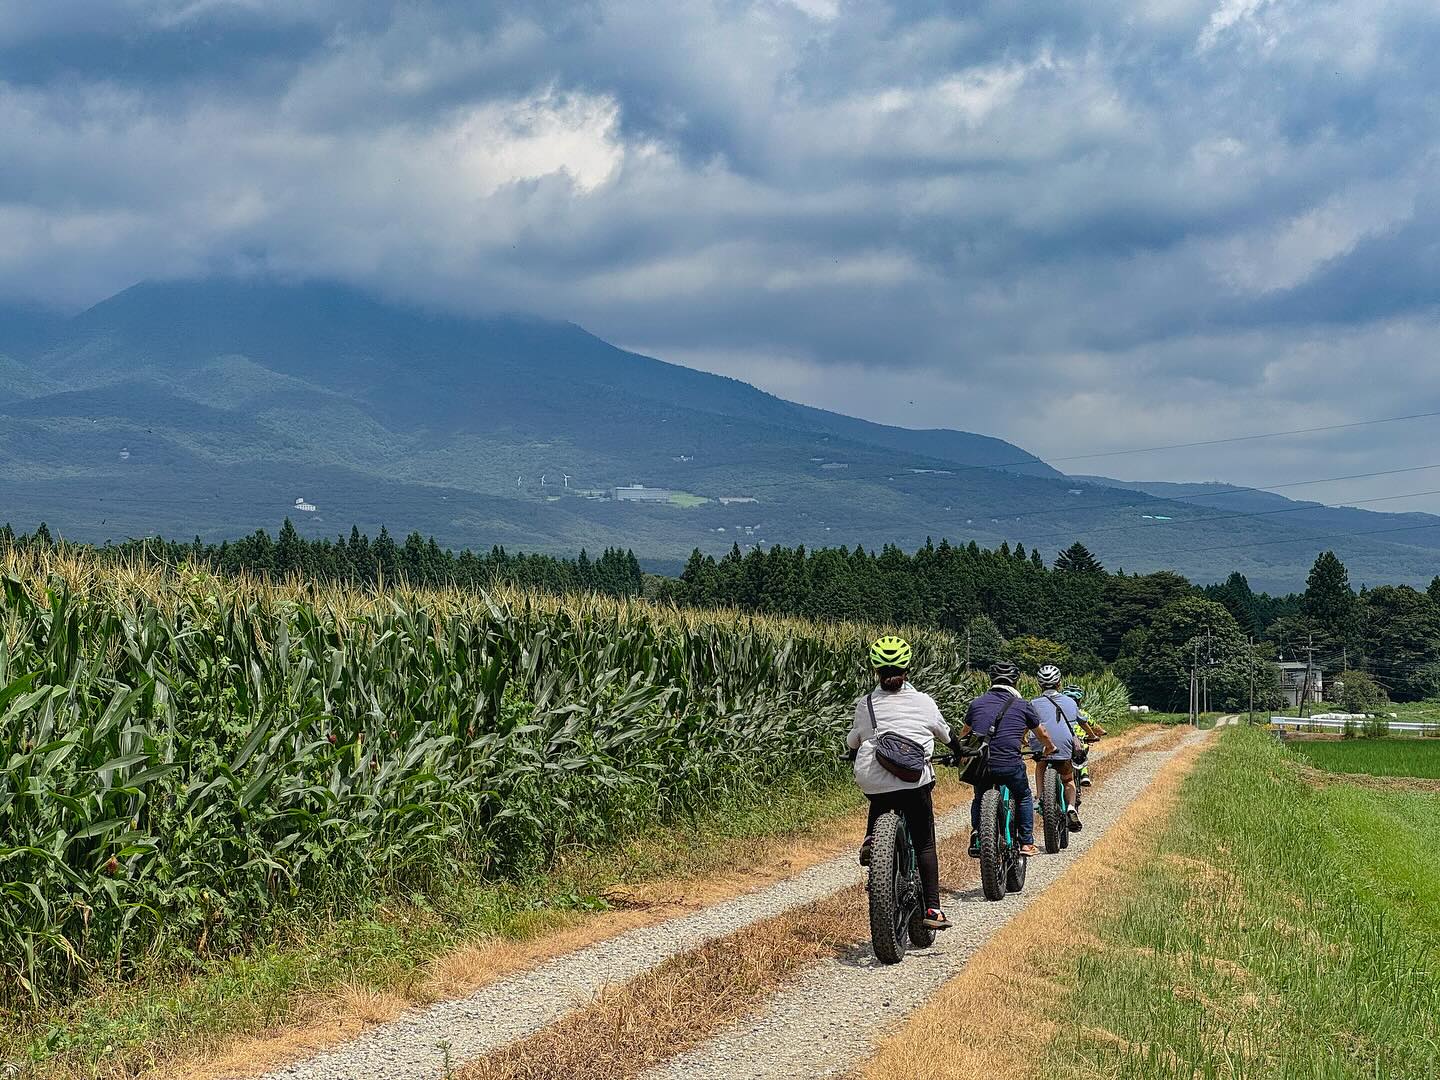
[645,730,1209,1080]
[257,732,1169,1080]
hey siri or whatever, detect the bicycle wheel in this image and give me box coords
[897,817,936,949]
[1004,787,1028,893]
[978,788,1006,901]
[1058,769,1071,851]
[1040,764,1063,854]
[868,810,908,963]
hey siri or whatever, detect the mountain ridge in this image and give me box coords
[1,278,1436,591]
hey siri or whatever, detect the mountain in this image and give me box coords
[1074,476,1440,555]
[1,278,1437,592]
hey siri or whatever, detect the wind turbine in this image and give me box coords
[540,475,547,489]
[563,474,571,489]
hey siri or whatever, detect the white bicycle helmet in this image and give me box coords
[1037,664,1063,689]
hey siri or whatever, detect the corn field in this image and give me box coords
[0,549,1126,1007]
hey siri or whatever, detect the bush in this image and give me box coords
[1338,669,1388,713]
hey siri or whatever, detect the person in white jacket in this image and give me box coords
[846,635,956,930]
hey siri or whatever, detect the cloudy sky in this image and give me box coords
[4,0,1440,509]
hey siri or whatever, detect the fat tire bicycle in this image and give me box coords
[1037,758,1071,855]
[957,743,1034,901]
[866,805,936,964]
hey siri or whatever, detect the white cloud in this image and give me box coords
[1206,175,1421,293]
[2,0,1439,509]
[1198,0,1279,51]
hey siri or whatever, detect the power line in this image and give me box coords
[920,460,1440,530]
[1042,409,1440,465]
[994,486,1440,549]
[1100,516,1440,562]
[727,406,1440,502]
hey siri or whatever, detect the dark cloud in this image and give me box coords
[2,0,1439,507]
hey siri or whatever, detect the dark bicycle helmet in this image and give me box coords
[989,659,1020,685]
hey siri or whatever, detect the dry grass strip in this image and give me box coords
[1295,762,1440,795]
[854,733,1210,1080]
[458,886,867,1080]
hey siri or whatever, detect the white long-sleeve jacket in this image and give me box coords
[845,683,953,795]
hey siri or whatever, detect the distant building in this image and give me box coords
[718,496,758,505]
[612,484,673,502]
[1277,662,1323,708]
[293,497,317,513]
[819,462,848,470]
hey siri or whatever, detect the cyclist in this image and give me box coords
[960,660,1057,859]
[1063,683,1104,787]
[847,635,955,930]
[1030,665,1083,832]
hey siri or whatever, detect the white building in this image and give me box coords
[612,484,673,502]
[1277,662,1323,708]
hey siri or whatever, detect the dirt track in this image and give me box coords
[251,725,1209,1080]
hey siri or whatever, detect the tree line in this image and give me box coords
[0,520,645,599]
[664,540,1440,708]
[5,521,1437,709]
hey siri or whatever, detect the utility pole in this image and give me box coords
[1299,631,1315,719]
[1190,640,1200,726]
[965,624,972,672]
[1248,634,1256,726]
[1205,627,1214,717]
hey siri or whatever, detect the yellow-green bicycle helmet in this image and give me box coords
[869,635,913,669]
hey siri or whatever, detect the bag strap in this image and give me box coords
[991,694,1018,733]
[866,692,877,735]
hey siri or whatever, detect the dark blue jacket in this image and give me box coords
[964,687,1042,769]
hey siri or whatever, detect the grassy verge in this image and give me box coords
[1049,727,1440,1078]
[1290,736,1440,778]
[1135,710,1226,728]
[1,777,867,1080]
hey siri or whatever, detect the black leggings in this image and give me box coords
[865,782,940,908]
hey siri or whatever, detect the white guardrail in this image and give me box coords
[1269,714,1435,734]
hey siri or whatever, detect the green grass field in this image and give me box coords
[1290,737,1440,779]
[667,491,710,507]
[1051,727,1440,1078]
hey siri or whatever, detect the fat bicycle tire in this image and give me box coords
[1040,763,1064,854]
[908,907,937,949]
[1005,843,1028,892]
[978,788,1007,901]
[867,811,908,964]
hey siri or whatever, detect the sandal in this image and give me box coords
[1018,843,1040,857]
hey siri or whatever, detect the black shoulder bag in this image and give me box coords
[957,696,1017,786]
[864,693,929,783]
